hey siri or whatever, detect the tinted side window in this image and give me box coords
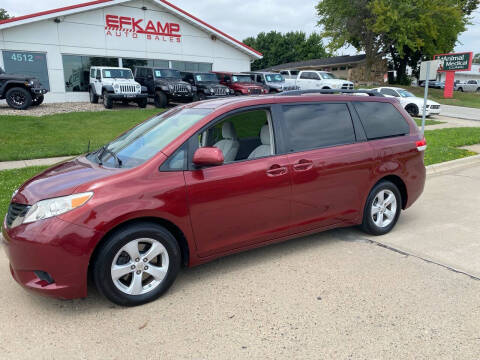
[283,103,355,152]
[300,72,310,80]
[310,73,320,80]
[354,102,410,140]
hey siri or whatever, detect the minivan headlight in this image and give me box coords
[23,192,93,224]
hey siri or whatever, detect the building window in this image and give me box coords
[171,61,212,72]
[339,66,347,70]
[122,58,169,72]
[62,55,118,92]
[3,50,50,90]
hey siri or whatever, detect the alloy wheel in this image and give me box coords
[9,91,26,107]
[110,238,169,296]
[370,189,397,228]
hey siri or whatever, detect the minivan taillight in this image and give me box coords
[416,137,427,152]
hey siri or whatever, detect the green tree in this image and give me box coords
[0,8,10,20]
[243,31,329,71]
[371,0,468,83]
[316,0,383,82]
[316,0,476,83]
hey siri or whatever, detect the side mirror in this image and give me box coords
[193,147,224,167]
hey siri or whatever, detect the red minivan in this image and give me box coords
[2,91,426,306]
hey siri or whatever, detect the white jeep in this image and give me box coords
[89,67,148,109]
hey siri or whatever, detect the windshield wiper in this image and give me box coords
[96,145,123,168]
[102,147,123,168]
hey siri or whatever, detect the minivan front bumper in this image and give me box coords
[2,216,103,300]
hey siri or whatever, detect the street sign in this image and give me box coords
[434,52,473,72]
[433,52,473,98]
[419,60,442,81]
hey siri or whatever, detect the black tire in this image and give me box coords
[89,88,99,104]
[31,95,44,106]
[93,222,181,307]
[5,87,32,110]
[137,98,147,108]
[405,103,419,117]
[360,180,402,236]
[154,90,168,108]
[103,91,113,109]
[458,87,464,92]
[476,88,480,93]
[197,92,206,101]
[234,91,242,96]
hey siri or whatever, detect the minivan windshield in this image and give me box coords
[154,69,181,79]
[89,108,212,168]
[265,74,284,82]
[102,69,133,79]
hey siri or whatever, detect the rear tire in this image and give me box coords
[405,104,419,117]
[458,87,464,92]
[93,222,181,307]
[154,91,168,108]
[89,88,99,104]
[32,95,44,106]
[5,87,32,110]
[103,91,113,109]
[360,181,402,236]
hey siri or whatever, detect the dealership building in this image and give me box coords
[0,0,262,103]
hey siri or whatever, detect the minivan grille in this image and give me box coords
[6,203,30,228]
[249,88,262,95]
[341,83,354,90]
[119,85,136,93]
[214,87,228,96]
[174,84,189,93]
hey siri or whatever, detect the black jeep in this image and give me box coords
[0,67,48,110]
[181,71,233,100]
[134,67,195,108]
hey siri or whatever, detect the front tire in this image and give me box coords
[5,87,32,110]
[32,95,44,106]
[154,91,168,108]
[93,223,181,307]
[405,104,419,117]
[103,91,113,109]
[458,87,464,92]
[89,88,99,104]
[137,98,148,108]
[360,181,402,236]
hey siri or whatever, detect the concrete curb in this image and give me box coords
[426,154,480,176]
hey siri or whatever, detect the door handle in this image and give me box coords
[266,164,287,177]
[293,159,314,172]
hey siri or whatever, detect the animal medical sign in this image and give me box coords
[433,52,472,72]
[105,14,182,42]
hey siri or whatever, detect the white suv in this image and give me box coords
[89,67,148,109]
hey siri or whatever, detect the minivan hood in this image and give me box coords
[12,157,119,205]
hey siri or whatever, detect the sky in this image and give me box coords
[1,0,479,56]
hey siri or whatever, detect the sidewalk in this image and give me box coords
[440,104,480,121]
[0,156,73,171]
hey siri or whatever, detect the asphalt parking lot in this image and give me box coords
[1,163,480,359]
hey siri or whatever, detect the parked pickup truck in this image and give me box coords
[455,80,480,92]
[285,70,354,91]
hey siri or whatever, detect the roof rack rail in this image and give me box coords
[277,89,384,97]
